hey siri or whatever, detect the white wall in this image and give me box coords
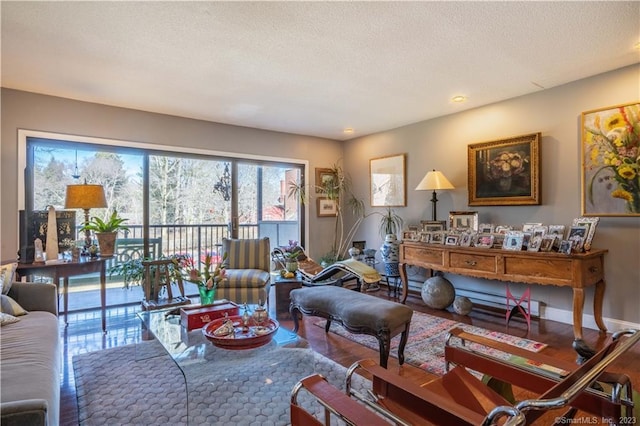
[344,65,640,327]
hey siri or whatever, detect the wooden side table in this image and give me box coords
[273,277,303,320]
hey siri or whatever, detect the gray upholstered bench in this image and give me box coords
[289,286,413,368]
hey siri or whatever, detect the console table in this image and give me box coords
[16,257,108,332]
[399,242,608,341]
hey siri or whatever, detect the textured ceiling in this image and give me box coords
[2,1,639,141]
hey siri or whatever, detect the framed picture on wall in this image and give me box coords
[317,197,338,217]
[370,154,406,207]
[468,133,541,206]
[315,168,336,194]
[581,102,640,216]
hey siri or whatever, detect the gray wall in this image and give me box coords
[344,64,640,328]
[2,65,639,328]
[0,88,343,262]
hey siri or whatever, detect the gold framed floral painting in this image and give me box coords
[581,102,640,216]
[467,133,541,206]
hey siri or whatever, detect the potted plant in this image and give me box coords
[80,210,129,257]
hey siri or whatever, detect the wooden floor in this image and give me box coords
[59,288,640,425]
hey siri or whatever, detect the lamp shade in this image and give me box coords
[415,170,455,191]
[64,184,107,210]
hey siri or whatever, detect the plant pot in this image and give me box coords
[96,232,117,257]
[285,261,298,272]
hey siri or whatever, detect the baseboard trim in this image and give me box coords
[541,306,640,333]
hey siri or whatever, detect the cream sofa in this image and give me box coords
[1,282,60,426]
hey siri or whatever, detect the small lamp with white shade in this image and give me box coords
[415,170,455,221]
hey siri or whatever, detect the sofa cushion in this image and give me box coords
[1,311,60,426]
[1,295,28,316]
[0,312,20,326]
[0,263,17,294]
[217,269,271,289]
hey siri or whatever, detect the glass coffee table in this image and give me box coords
[137,303,325,425]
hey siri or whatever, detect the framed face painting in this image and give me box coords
[370,154,406,207]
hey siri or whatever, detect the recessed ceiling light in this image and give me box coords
[343,128,354,134]
[451,95,466,103]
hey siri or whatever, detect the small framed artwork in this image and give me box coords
[419,232,431,243]
[492,233,506,249]
[478,223,494,234]
[430,232,445,244]
[402,230,417,241]
[540,235,557,252]
[571,217,599,251]
[522,222,542,232]
[475,234,494,248]
[502,231,524,251]
[522,232,532,249]
[459,232,474,247]
[407,224,419,232]
[548,225,566,240]
[421,220,446,232]
[559,240,573,255]
[444,234,460,246]
[528,235,543,252]
[567,225,588,252]
[494,225,513,234]
[315,168,336,194]
[370,154,406,207]
[448,211,479,231]
[468,132,541,206]
[317,197,338,217]
[531,226,548,240]
[581,102,640,216]
[352,241,366,251]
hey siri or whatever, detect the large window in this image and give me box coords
[21,131,305,309]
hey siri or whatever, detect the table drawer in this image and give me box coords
[402,245,444,268]
[450,252,496,273]
[504,258,572,280]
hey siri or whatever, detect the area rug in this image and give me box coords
[73,339,370,426]
[315,311,546,376]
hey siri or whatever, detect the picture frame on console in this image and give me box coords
[468,132,541,206]
[448,211,478,232]
[370,154,406,207]
[581,102,640,217]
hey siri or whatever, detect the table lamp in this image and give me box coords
[415,170,454,221]
[64,183,107,252]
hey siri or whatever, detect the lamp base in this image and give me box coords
[430,190,439,221]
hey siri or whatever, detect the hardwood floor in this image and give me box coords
[59,289,639,425]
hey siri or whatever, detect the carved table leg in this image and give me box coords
[572,287,585,341]
[593,279,607,333]
[398,262,408,304]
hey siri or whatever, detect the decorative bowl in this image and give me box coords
[202,315,279,350]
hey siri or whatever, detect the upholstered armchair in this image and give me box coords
[217,237,271,305]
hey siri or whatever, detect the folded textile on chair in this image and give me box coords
[298,258,381,284]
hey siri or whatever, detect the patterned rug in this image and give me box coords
[315,310,546,375]
[73,339,370,425]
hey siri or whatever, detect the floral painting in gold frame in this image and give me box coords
[468,133,541,206]
[581,102,640,216]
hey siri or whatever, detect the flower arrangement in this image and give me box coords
[172,251,227,291]
[488,151,529,180]
[283,240,303,261]
[584,104,640,213]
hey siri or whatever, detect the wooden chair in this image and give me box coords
[140,259,190,311]
[290,329,639,425]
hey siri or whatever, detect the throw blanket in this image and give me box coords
[298,257,381,284]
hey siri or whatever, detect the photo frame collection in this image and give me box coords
[403,216,599,254]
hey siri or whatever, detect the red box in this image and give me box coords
[180,301,239,331]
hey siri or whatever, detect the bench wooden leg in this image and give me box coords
[377,330,391,368]
[397,323,410,365]
[291,305,301,333]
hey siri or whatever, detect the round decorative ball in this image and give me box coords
[452,296,473,315]
[421,276,455,310]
